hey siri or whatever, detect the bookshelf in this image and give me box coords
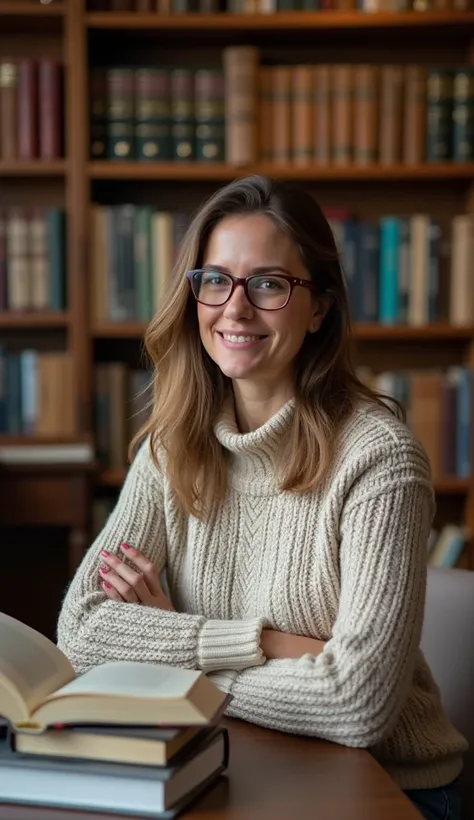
[2,0,474,583]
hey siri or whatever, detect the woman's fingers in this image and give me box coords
[99,552,146,603]
[119,543,162,597]
[101,577,126,602]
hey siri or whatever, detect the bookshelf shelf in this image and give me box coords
[0,435,83,447]
[0,2,65,16]
[88,162,474,183]
[354,324,474,341]
[93,322,474,342]
[0,161,66,178]
[93,322,146,339]
[0,312,70,330]
[96,468,126,488]
[434,478,471,495]
[86,10,474,32]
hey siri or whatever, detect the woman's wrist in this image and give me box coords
[261,628,325,660]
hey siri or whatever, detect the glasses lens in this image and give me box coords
[192,270,233,306]
[247,275,290,309]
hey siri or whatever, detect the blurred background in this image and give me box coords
[0,0,473,639]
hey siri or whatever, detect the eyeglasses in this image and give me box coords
[186,269,318,311]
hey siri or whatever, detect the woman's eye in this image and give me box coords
[253,277,284,291]
[202,273,225,286]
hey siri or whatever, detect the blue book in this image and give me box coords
[379,217,400,325]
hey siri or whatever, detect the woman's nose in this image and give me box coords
[223,282,254,318]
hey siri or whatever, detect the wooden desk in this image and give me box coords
[0,719,421,820]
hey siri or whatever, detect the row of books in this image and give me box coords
[329,212,473,326]
[0,208,67,313]
[0,349,74,437]
[95,362,150,470]
[89,204,472,327]
[91,55,474,165]
[90,205,189,323]
[88,0,474,11]
[0,612,229,817]
[359,366,472,479]
[0,60,63,162]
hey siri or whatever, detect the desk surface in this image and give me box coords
[0,718,421,820]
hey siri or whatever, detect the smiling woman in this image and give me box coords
[58,175,467,820]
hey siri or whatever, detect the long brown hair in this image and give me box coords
[132,175,401,518]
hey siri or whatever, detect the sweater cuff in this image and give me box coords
[206,670,239,695]
[197,617,266,673]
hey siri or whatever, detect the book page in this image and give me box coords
[0,613,75,714]
[48,661,198,702]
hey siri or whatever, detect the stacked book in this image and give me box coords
[0,612,229,817]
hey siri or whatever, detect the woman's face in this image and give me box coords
[196,213,325,391]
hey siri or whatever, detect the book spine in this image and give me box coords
[403,65,427,164]
[90,68,108,160]
[272,67,292,164]
[379,65,403,165]
[314,65,331,165]
[379,217,399,325]
[39,60,62,159]
[171,69,195,162]
[194,69,225,163]
[135,68,171,161]
[426,69,453,162]
[223,46,259,167]
[353,64,379,165]
[452,68,474,162]
[331,65,353,165]
[292,66,313,167]
[0,60,18,161]
[18,59,38,160]
[259,67,273,163]
[106,68,135,161]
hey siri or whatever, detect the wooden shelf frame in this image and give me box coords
[89,161,474,183]
[0,160,66,177]
[0,2,65,16]
[0,312,70,329]
[86,10,474,31]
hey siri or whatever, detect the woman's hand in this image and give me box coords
[99,543,175,611]
[261,628,325,660]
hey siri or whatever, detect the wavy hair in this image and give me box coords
[131,175,402,518]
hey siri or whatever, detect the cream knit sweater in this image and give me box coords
[57,398,467,791]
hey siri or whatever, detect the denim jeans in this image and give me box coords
[404,778,462,820]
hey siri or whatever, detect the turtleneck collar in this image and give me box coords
[214,395,295,495]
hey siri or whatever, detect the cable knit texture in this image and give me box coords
[57,398,467,791]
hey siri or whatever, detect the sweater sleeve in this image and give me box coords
[207,445,435,749]
[57,440,266,676]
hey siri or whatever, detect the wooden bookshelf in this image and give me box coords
[0,2,65,16]
[89,161,474,183]
[0,161,66,177]
[0,312,70,329]
[1,0,474,577]
[86,10,474,31]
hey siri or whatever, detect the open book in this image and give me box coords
[0,612,228,733]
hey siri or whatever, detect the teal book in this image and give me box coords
[378,217,400,325]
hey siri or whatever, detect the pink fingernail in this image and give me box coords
[102,580,111,589]
[100,566,110,574]
[121,543,131,551]
[101,550,109,557]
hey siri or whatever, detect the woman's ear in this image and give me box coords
[308,294,333,334]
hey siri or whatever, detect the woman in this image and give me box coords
[58,175,467,820]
